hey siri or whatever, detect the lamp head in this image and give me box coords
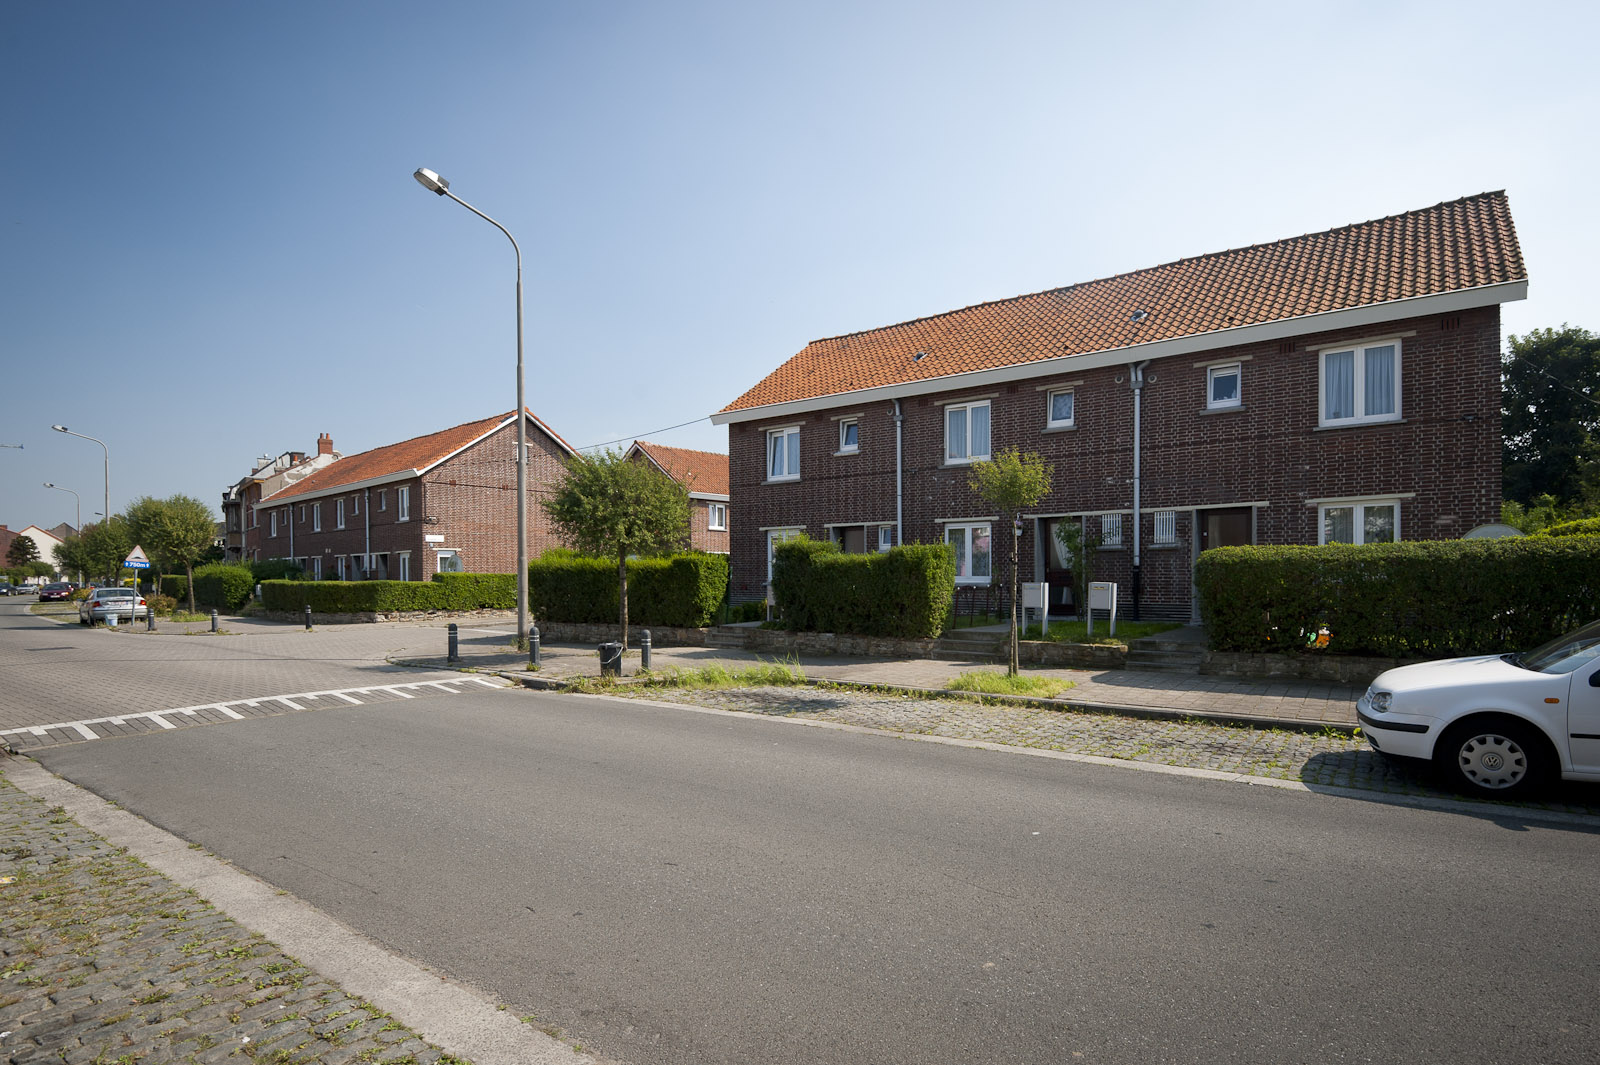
[43,482,55,488]
[413,168,449,196]
[52,424,69,433]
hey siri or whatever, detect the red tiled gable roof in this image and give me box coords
[266,411,574,502]
[631,441,730,496]
[720,191,1526,415]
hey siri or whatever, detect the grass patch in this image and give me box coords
[1020,619,1182,645]
[168,611,211,623]
[570,657,809,693]
[945,671,1074,697]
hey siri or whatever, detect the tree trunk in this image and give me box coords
[618,550,629,651]
[186,562,196,614]
[1009,521,1020,676]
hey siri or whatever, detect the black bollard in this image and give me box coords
[529,624,541,669]
[448,622,460,663]
[146,608,155,632]
[304,604,313,630]
[210,609,219,633]
[640,629,651,672]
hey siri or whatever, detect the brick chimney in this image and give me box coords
[317,433,334,456]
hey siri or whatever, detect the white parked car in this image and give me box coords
[1359,620,1600,797]
[78,587,149,626]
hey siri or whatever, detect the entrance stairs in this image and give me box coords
[1123,624,1207,673]
[930,624,1009,663]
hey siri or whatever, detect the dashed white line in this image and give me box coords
[0,676,511,742]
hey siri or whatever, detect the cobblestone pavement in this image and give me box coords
[0,774,470,1065]
[618,685,1600,817]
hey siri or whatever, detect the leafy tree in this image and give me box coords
[968,448,1054,675]
[541,448,690,651]
[53,519,133,584]
[6,536,39,567]
[127,495,219,613]
[1503,325,1600,506]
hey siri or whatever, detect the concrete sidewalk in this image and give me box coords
[396,623,1365,731]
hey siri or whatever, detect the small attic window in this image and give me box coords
[1129,310,1149,324]
[913,351,927,362]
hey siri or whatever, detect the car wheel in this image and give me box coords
[1436,718,1551,798]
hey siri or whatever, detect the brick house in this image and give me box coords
[624,441,731,553]
[249,410,576,580]
[712,192,1527,620]
[223,435,344,564]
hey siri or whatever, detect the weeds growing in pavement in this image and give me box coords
[944,671,1074,698]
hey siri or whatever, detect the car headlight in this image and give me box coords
[1368,691,1392,712]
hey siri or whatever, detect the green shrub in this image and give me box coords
[527,556,616,623]
[1536,517,1600,538]
[191,563,254,612]
[160,574,188,601]
[726,600,767,624]
[250,558,304,582]
[1196,537,1600,657]
[146,593,178,617]
[772,538,955,638]
[527,552,728,627]
[430,572,517,610]
[262,580,451,613]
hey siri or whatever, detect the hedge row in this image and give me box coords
[160,574,188,601]
[192,563,254,611]
[260,553,728,627]
[772,539,956,638]
[1195,538,1600,657]
[1537,517,1600,537]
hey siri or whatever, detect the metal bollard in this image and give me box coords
[146,608,155,632]
[529,624,541,669]
[448,622,460,663]
[210,609,219,633]
[304,604,313,630]
[640,629,651,672]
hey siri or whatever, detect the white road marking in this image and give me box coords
[0,676,511,742]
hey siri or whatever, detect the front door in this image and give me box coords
[1192,506,1254,622]
[1043,517,1080,615]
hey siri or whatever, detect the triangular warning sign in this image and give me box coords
[125,545,150,565]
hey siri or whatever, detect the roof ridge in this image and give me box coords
[636,441,727,459]
[805,191,1510,347]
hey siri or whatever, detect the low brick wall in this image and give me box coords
[533,621,709,647]
[744,628,939,658]
[1019,641,1126,669]
[260,608,709,646]
[1201,651,1418,685]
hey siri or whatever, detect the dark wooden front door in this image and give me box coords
[1199,507,1253,551]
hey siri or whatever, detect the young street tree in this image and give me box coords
[128,495,219,613]
[54,518,133,584]
[968,448,1054,675]
[541,448,690,651]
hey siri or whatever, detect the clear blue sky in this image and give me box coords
[3,0,1595,533]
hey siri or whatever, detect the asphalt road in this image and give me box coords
[31,688,1600,1065]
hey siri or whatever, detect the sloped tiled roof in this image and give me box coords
[630,441,730,496]
[266,411,575,502]
[721,191,1526,414]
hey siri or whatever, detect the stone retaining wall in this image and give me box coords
[1018,641,1126,669]
[744,628,939,658]
[1201,651,1417,685]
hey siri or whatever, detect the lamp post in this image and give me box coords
[43,482,82,583]
[413,167,529,650]
[51,425,110,531]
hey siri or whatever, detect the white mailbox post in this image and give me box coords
[1021,582,1049,631]
[1087,581,1118,637]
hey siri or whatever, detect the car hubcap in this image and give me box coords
[1458,733,1526,790]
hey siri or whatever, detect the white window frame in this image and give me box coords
[1207,363,1242,410]
[435,549,462,574]
[397,551,410,582]
[1319,338,1402,427]
[1100,513,1124,548]
[335,555,346,580]
[708,503,727,531]
[299,505,306,523]
[838,419,859,453]
[944,401,992,465]
[767,427,801,482]
[353,494,359,516]
[1152,510,1177,547]
[1318,499,1401,545]
[944,522,993,584]
[397,487,411,522]
[336,498,345,530]
[766,528,803,583]
[878,526,893,552]
[378,489,387,512]
[269,512,278,538]
[1046,388,1075,429]
[310,556,321,579]
[312,502,322,532]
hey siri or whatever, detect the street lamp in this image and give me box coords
[43,482,82,582]
[413,167,530,650]
[51,425,110,530]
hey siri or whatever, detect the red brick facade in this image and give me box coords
[724,306,1505,619]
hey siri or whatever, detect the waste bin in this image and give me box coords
[599,641,623,677]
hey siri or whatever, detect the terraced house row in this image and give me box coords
[713,191,1527,620]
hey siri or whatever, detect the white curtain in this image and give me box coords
[946,407,967,460]
[971,404,990,457]
[1364,345,1396,416]
[1325,351,1354,420]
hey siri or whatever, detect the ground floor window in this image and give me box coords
[398,551,411,581]
[436,549,463,573]
[829,524,892,554]
[944,523,992,583]
[766,528,803,584]
[1320,501,1399,545]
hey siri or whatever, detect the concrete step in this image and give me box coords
[705,626,751,650]
[1123,648,1204,673]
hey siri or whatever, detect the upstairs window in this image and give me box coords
[709,503,728,531]
[312,503,322,532]
[336,498,346,530]
[269,512,278,538]
[767,427,800,482]
[1321,340,1400,426]
[1046,389,1075,429]
[945,401,991,464]
[378,489,387,512]
[838,419,859,453]
[1207,364,1242,409]
[397,487,411,522]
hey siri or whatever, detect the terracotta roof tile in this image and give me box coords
[720,191,1526,414]
[630,441,730,496]
[266,410,574,502]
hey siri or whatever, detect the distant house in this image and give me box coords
[249,410,576,580]
[1,525,65,577]
[625,441,731,554]
[713,192,1527,620]
[222,434,343,565]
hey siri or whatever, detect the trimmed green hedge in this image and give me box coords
[1536,517,1600,538]
[192,563,254,611]
[160,574,188,601]
[772,539,955,638]
[1195,538,1600,657]
[262,555,728,627]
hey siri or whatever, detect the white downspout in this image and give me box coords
[287,505,294,565]
[1129,360,1149,620]
[364,489,371,579]
[893,399,904,546]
